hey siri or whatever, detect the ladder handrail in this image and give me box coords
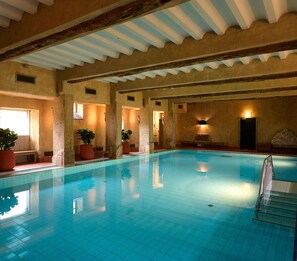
[256,155,274,213]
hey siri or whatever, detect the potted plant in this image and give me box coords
[0,128,18,171]
[121,129,132,154]
[76,128,95,160]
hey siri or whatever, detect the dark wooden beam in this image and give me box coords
[118,71,297,93]
[172,91,297,103]
[151,86,297,100]
[58,13,297,83]
[0,0,189,61]
[143,77,297,100]
[69,40,297,84]
[115,55,297,92]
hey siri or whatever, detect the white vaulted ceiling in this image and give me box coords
[9,0,297,82]
[0,0,54,28]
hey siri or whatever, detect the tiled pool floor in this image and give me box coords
[0,150,296,260]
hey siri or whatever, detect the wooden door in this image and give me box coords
[240,118,256,150]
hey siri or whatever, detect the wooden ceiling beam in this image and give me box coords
[114,55,297,92]
[143,77,297,99]
[118,71,297,93]
[58,13,297,83]
[0,0,188,60]
[170,89,297,104]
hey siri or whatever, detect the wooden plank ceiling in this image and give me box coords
[1,0,297,103]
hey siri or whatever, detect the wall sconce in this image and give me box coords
[244,111,252,118]
[198,120,207,125]
[137,115,140,124]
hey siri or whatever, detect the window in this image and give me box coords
[0,190,30,220]
[0,109,30,135]
[73,197,83,214]
[73,103,84,120]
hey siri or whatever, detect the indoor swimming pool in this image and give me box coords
[0,150,296,260]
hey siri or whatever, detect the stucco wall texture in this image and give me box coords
[176,97,297,148]
[2,61,297,159]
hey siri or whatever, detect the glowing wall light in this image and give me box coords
[198,119,207,125]
[244,111,252,118]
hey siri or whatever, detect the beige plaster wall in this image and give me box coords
[176,97,297,148]
[122,108,140,147]
[150,99,168,111]
[0,61,56,156]
[0,94,53,155]
[70,80,110,155]
[153,111,163,143]
[120,92,143,148]
[69,80,110,104]
[0,61,57,98]
[95,106,106,149]
[120,92,143,108]
[39,101,54,153]
[73,104,106,154]
[172,103,187,114]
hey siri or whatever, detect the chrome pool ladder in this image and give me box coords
[255,155,274,216]
[254,155,297,228]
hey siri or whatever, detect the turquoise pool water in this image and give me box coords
[0,150,295,260]
[273,155,297,182]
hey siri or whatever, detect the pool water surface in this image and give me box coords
[0,150,295,260]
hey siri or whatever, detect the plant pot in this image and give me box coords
[80,144,94,160]
[0,150,16,171]
[122,141,131,154]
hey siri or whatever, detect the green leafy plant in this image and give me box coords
[0,128,18,150]
[121,167,132,180]
[78,175,95,191]
[0,189,19,216]
[76,129,95,145]
[122,129,132,142]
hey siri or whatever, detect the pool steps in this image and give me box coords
[258,207,296,219]
[253,189,297,228]
[254,214,296,228]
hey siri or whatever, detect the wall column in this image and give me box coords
[106,90,122,159]
[30,110,40,155]
[52,93,75,166]
[163,105,176,149]
[139,98,154,153]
